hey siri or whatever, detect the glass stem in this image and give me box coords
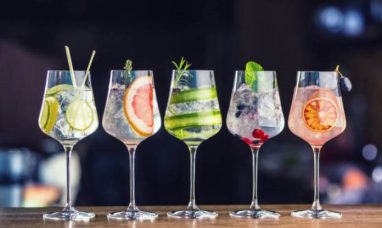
[127,145,137,211]
[250,147,260,210]
[63,145,74,211]
[311,146,322,211]
[187,146,198,210]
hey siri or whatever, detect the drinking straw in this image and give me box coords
[65,46,77,88]
[82,50,96,88]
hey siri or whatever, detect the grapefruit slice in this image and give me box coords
[123,76,154,137]
[303,96,338,131]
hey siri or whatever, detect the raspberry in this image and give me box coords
[241,137,252,145]
[252,129,265,139]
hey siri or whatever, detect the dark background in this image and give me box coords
[1,0,382,206]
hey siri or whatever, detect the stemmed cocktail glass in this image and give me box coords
[38,70,99,221]
[103,70,161,220]
[288,71,346,219]
[226,71,284,218]
[164,70,222,219]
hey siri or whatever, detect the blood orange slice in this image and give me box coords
[303,96,338,131]
[123,76,154,137]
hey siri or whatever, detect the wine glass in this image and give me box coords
[164,70,222,219]
[102,70,161,220]
[226,71,284,218]
[38,70,99,221]
[288,71,346,219]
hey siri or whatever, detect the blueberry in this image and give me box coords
[340,76,352,92]
[236,104,245,110]
[235,111,242,118]
[252,140,261,144]
[252,97,258,106]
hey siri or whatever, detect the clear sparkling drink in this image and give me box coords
[39,86,98,145]
[226,84,284,146]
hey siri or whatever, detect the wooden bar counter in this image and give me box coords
[0,205,381,227]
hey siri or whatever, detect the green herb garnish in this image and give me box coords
[245,61,263,90]
[124,59,133,74]
[172,57,192,85]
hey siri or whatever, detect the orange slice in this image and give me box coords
[303,95,338,131]
[123,76,154,137]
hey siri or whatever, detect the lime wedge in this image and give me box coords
[170,87,217,104]
[46,84,73,96]
[245,61,263,90]
[39,96,59,133]
[66,99,94,131]
[164,110,222,130]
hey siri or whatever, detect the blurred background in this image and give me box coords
[0,0,382,207]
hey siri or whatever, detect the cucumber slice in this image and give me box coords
[164,110,222,130]
[170,87,217,104]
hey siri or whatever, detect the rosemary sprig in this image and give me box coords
[172,57,192,85]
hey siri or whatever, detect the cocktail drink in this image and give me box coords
[288,71,346,219]
[164,69,222,219]
[103,70,161,220]
[226,70,284,218]
[38,70,98,221]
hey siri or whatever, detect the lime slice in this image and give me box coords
[170,87,217,104]
[39,96,59,133]
[66,99,94,131]
[164,110,222,130]
[46,84,73,96]
[245,61,263,90]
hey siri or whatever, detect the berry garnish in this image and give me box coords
[252,139,261,144]
[237,104,245,110]
[340,76,352,92]
[261,133,269,142]
[252,128,265,139]
[235,111,242,118]
[335,65,352,92]
[241,137,252,145]
[252,128,269,142]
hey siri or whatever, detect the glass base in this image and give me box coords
[43,209,95,222]
[168,209,218,219]
[291,209,342,219]
[230,209,280,219]
[107,209,158,221]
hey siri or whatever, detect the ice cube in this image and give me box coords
[234,85,254,106]
[258,92,279,127]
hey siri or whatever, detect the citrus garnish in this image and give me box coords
[123,76,154,137]
[39,96,59,133]
[66,99,94,131]
[46,84,73,96]
[303,96,338,131]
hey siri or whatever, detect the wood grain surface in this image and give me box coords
[0,205,381,228]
